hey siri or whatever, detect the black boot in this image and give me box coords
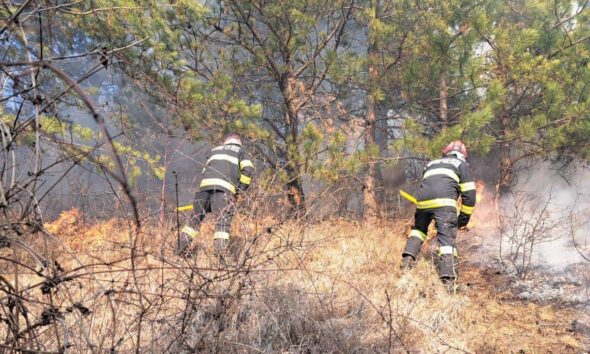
[400,255,416,271]
[441,277,457,294]
[438,254,459,293]
[214,238,228,253]
[174,227,196,256]
[437,254,458,278]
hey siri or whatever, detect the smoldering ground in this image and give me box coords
[464,161,590,345]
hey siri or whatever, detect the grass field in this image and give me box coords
[0,204,581,353]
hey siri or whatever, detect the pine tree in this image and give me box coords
[473,0,590,193]
[199,0,354,214]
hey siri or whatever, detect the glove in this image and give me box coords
[458,214,470,229]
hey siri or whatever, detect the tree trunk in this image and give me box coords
[374,103,388,202]
[494,113,512,230]
[363,89,380,222]
[286,165,305,216]
[497,113,512,196]
[439,70,448,126]
[159,134,168,227]
[498,143,512,195]
[363,0,381,223]
[281,75,306,216]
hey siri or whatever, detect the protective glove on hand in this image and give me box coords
[458,214,470,229]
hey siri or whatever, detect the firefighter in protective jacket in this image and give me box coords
[400,140,476,283]
[175,133,254,256]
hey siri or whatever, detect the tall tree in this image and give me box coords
[202,0,353,214]
[330,0,427,221]
[397,0,483,140]
[362,0,382,222]
[474,0,590,194]
[395,0,590,200]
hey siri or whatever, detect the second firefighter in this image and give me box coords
[400,140,476,285]
[176,133,254,256]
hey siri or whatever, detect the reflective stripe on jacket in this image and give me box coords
[199,143,254,194]
[415,156,476,217]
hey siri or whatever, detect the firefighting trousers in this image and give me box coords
[402,206,458,278]
[190,190,235,240]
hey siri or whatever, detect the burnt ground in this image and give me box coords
[461,226,590,350]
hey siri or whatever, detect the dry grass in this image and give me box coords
[264,220,582,353]
[0,209,583,353]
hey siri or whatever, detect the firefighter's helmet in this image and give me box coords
[223,133,242,146]
[442,140,468,160]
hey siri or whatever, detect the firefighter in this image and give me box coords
[175,133,254,256]
[400,140,476,286]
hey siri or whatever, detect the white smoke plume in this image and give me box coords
[470,161,590,304]
[501,162,590,272]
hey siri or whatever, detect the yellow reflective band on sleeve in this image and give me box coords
[214,231,230,240]
[181,225,198,238]
[409,229,427,242]
[200,178,236,193]
[438,246,458,256]
[207,154,239,165]
[240,160,254,169]
[459,181,476,192]
[423,168,460,183]
[239,174,251,185]
[416,198,457,210]
[460,204,474,215]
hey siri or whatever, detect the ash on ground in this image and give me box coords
[465,227,590,302]
[508,263,590,305]
[463,228,590,347]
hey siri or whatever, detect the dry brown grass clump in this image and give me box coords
[261,220,583,352]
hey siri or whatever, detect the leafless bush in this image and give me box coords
[498,187,569,279]
[162,284,369,353]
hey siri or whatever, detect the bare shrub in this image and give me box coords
[164,285,366,353]
[498,187,568,279]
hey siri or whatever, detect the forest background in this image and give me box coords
[4,0,590,222]
[1,0,590,352]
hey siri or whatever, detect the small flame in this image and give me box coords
[476,180,485,204]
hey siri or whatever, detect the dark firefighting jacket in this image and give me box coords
[199,143,254,195]
[415,156,476,224]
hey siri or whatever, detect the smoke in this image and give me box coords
[470,160,590,303]
[504,162,590,272]
[465,160,590,314]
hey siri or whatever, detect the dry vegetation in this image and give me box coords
[0,202,584,353]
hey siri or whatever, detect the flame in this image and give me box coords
[476,180,485,204]
[469,180,494,229]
